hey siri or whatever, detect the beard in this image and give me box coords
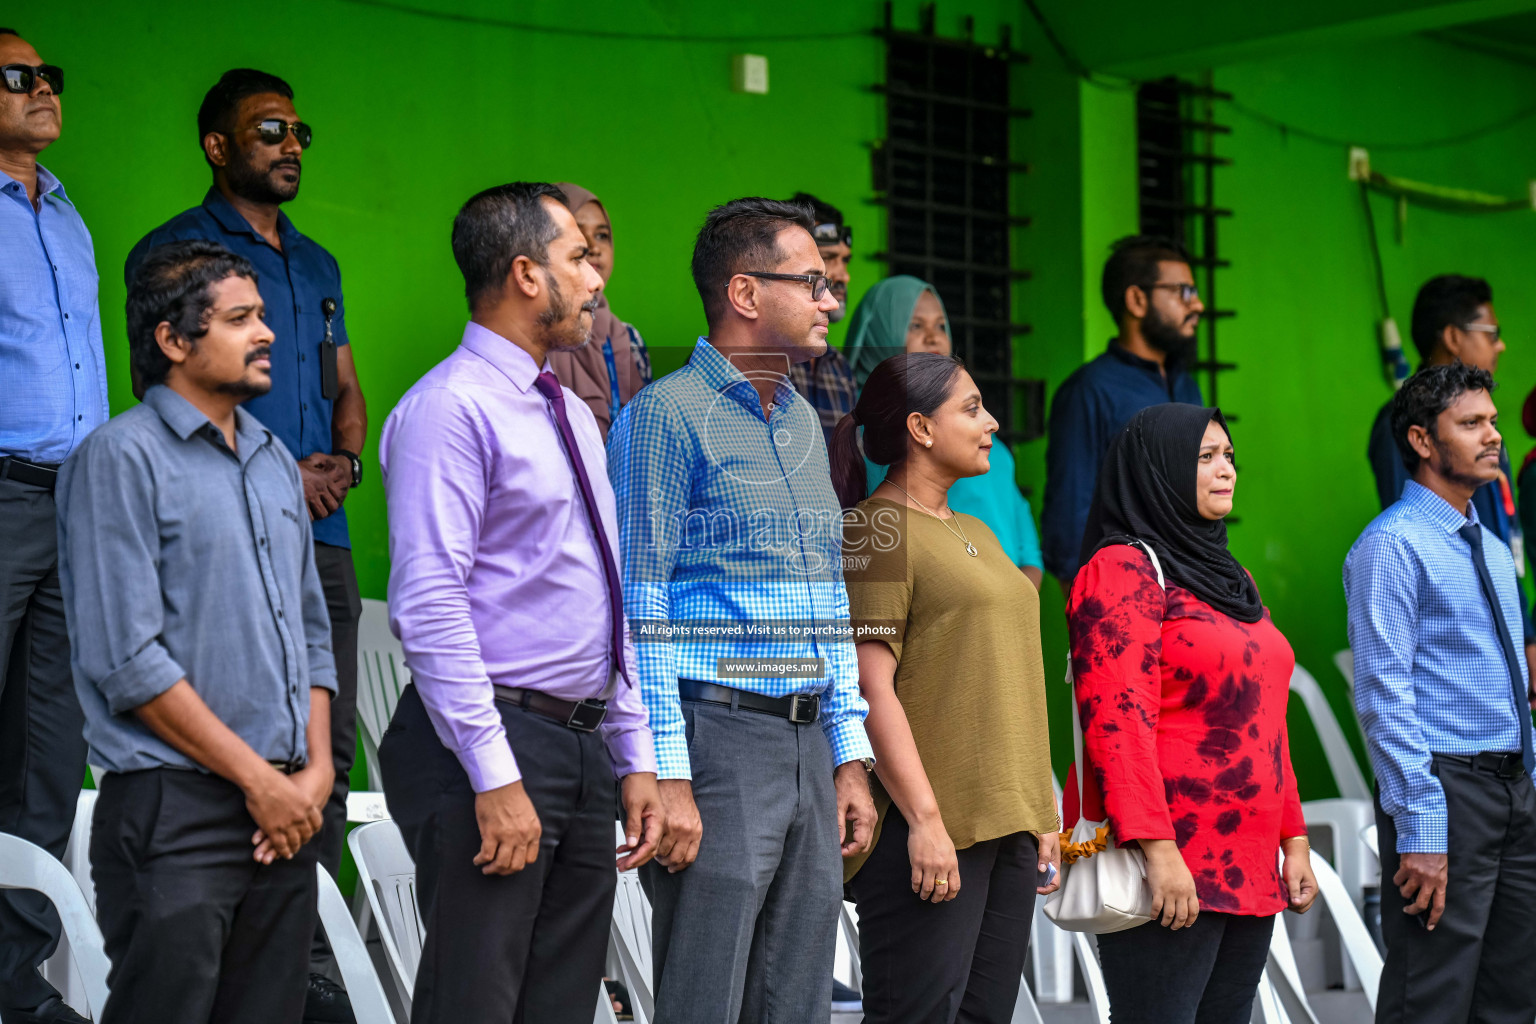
[1432,436,1500,491]
[537,273,599,352]
[226,147,301,205]
[216,346,274,399]
[828,287,848,323]
[1142,304,1199,363]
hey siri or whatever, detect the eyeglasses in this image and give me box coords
[812,221,852,247]
[1148,282,1200,303]
[741,272,833,301]
[1,64,64,96]
[249,119,313,149]
[1463,322,1502,342]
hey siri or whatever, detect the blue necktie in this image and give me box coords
[1458,523,1535,774]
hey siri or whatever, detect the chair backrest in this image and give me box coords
[609,825,655,1024]
[356,598,408,789]
[0,832,111,1020]
[1308,849,1383,1012]
[314,863,397,1024]
[1289,665,1372,801]
[41,790,98,1012]
[348,820,424,1003]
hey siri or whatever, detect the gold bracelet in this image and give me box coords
[1282,835,1311,848]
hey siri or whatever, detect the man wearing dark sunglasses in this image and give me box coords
[786,192,858,446]
[124,67,367,1024]
[1042,234,1205,595]
[0,26,104,1024]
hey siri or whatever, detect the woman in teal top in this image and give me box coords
[849,275,1044,586]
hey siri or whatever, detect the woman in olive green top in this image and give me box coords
[829,352,1059,1024]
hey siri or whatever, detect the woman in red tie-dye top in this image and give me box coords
[1066,403,1316,1024]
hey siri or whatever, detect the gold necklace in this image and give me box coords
[888,481,978,557]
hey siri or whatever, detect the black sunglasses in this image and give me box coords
[1,64,64,96]
[249,119,313,149]
[811,221,852,247]
[741,272,834,301]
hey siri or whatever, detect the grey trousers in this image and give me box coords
[0,475,87,1011]
[643,699,842,1024]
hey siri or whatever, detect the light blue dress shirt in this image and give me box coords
[1345,479,1536,853]
[0,165,108,462]
[607,339,873,780]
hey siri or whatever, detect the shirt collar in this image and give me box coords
[142,385,272,458]
[200,187,297,246]
[1402,478,1482,533]
[688,337,798,415]
[1106,338,1185,377]
[459,321,543,393]
[0,163,70,205]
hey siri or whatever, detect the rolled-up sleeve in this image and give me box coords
[57,434,187,714]
[382,388,517,792]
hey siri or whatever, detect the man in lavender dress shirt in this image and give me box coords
[379,182,662,1024]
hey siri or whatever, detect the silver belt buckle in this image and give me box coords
[787,694,819,725]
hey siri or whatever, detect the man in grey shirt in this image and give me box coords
[55,240,336,1024]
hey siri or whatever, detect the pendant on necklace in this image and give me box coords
[965,543,978,557]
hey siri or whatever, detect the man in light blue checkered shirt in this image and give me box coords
[1345,362,1536,1022]
[608,196,874,1024]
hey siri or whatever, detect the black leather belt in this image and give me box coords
[1435,751,1526,779]
[268,757,306,775]
[0,457,60,493]
[493,685,608,733]
[677,679,820,724]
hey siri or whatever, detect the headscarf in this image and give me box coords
[544,182,649,437]
[843,274,948,387]
[1078,403,1264,623]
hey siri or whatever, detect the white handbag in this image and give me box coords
[1042,539,1162,934]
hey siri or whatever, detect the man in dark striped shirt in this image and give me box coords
[787,192,858,445]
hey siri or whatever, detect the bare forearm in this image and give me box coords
[331,350,367,453]
[863,688,941,826]
[133,680,273,790]
[304,688,333,776]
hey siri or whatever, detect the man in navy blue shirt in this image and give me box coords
[125,68,366,1023]
[0,27,103,1024]
[1366,274,1535,689]
[1041,236,1204,590]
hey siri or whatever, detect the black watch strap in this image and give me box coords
[333,448,362,488]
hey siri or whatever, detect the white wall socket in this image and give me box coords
[732,54,769,94]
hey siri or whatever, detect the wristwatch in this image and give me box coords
[333,448,362,489]
[859,757,875,773]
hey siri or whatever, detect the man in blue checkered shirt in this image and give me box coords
[608,196,875,1024]
[1345,362,1536,1022]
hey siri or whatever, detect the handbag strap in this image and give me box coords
[1067,539,1166,816]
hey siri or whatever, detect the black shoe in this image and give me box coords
[303,973,356,1024]
[1,996,92,1024]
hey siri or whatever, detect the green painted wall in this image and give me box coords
[1202,35,1536,794]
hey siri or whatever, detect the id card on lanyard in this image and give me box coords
[602,335,621,425]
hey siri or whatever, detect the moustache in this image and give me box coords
[270,160,301,172]
[246,346,272,365]
[581,300,601,314]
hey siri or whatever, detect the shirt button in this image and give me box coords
[74,363,80,369]
[300,353,306,362]
[259,537,267,547]
[277,609,285,619]
[63,313,70,320]
[76,415,82,421]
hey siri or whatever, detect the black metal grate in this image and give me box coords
[872,3,1040,443]
[1136,78,1235,407]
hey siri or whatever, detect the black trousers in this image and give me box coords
[308,541,361,972]
[847,807,1040,1024]
[90,768,318,1024]
[1375,756,1536,1023]
[1095,911,1274,1024]
[380,684,617,1024]
[0,476,87,1011]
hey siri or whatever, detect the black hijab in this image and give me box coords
[1078,403,1264,623]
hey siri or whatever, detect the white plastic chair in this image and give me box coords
[1308,850,1383,1013]
[1031,774,1075,1005]
[835,901,861,1000]
[1333,649,1355,692]
[0,832,111,1020]
[1289,665,1370,802]
[41,790,98,1013]
[608,822,655,1024]
[315,862,396,1024]
[349,820,424,1008]
[357,598,408,789]
[1070,932,1112,1024]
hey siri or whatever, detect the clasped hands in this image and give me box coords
[246,762,333,864]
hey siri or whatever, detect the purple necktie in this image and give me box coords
[532,371,629,689]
